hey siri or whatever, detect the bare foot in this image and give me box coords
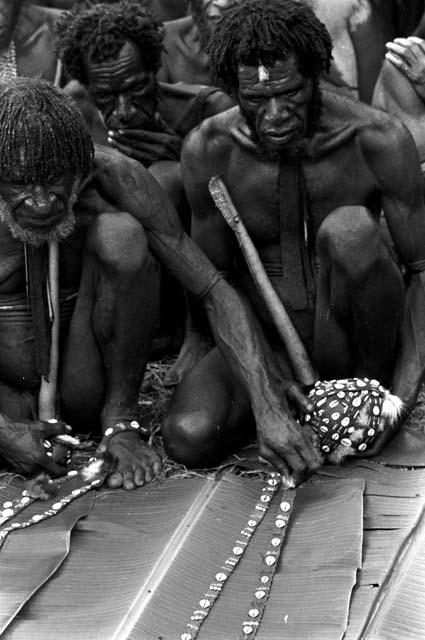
[164,331,213,387]
[102,430,162,490]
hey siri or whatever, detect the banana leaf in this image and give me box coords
[2,474,365,640]
[0,474,95,636]
[320,461,425,640]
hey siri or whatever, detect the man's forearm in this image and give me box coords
[203,279,286,416]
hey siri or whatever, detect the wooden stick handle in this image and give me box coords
[209,175,317,386]
[38,240,60,421]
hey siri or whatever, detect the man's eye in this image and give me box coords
[131,84,148,96]
[46,175,63,185]
[286,88,299,97]
[95,93,112,105]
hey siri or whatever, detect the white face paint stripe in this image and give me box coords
[257,62,270,83]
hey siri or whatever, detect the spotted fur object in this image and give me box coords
[303,378,404,464]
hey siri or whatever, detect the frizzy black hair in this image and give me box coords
[55,0,163,86]
[0,77,93,182]
[207,0,333,93]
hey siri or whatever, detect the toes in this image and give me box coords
[134,467,146,487]
[123,469,136,490]
[107,472,123,488]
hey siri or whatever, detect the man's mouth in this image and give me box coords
[262,126,300,144]
[16,211,64,230]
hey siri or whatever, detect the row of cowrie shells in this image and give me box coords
[0,477,102,550]
[239,491,295,638]
[304,378,385,453]
[180,473,282,640]
[0,467,81,528]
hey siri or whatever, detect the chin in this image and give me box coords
[260,139,303,161]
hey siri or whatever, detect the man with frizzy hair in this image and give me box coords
[56,1,233,167]
[162,0,425,481]
[0,77,320,488]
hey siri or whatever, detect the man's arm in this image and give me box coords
[90,144,322,481]
[360,115,425,411]
[360,115,425,266]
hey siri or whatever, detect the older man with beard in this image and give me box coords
[0,76,320,489]
[0,77,163,488]
[161,0,425,480]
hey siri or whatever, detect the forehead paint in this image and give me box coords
[257,61,270,83]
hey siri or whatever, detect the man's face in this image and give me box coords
[86,40,157,132]
[0,0,21,50]
[0,170,77,245]
[237,57,314,158]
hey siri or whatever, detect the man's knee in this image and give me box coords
[87,212,154,276]
[317,206,382,281]
[162,408,220,468]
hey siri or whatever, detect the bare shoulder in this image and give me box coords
[92,144,166,201]
[356,100,416,155]
[182,106,241,171]
[322,89,413,153]
[163,15,195,43]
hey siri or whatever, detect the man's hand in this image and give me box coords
[104,431,162,490]
[386,37,425,87]
[0,418,71,476]
[108,126,182,166]
[255,381,323,485]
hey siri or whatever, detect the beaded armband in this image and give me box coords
[96,420,149,455]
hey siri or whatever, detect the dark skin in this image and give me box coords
[158,0,240,85]
[87,41,183,167]
[162,56,425,482]
[373,37,425,171]
[2,1,59,81]
[66,39,233,225]
[0,152,162,488]
[0,137,325,487]
[65,36,233,380]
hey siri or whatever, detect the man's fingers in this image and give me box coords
[283,448,306,474]
[408,36,425,51]
[385,51,404,69]
[259,443,291,478]
[296,431,323,469]
[42,420,71,437]
[287,383,313,414]
[41,456,68,477]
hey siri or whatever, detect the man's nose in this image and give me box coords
[112,94,136,124]
[264,97,289,124]
[24,186,56,215]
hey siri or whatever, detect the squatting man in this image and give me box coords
[0,77,323,489]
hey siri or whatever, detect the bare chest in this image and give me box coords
[0,226,86,294]
[223,143,378,248]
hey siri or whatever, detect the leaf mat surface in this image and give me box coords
[0,474,94,636]
[320,461,425,640]
[2,475,364,640]
[2,476,214,640]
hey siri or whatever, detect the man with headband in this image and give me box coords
[162,0,425,480]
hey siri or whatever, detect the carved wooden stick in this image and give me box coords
[38,66,62,422]
[208,175,317,386]
[38,240,60,421]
